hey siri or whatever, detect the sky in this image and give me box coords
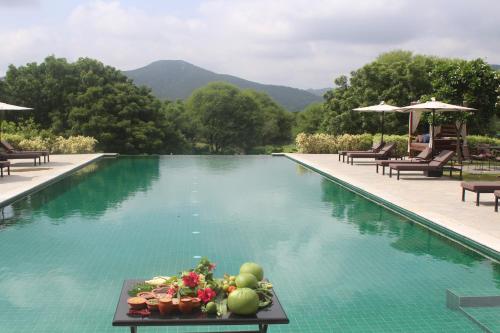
[1,0,499,89]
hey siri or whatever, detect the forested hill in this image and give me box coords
[492,64,500,70]
[123,60,322,112]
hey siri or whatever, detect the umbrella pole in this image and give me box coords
[0,110,3,141]
[381,112,385,144]
[431,110,435,156]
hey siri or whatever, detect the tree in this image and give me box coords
[294,102,325,135]
[321,50,499,136]
[2,56,188,153]
[245,90,293,144]
[186,82,263,153]
[429,58,499,135]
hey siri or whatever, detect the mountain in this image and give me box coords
[306,87,331,97]
[491,64,500,71]
[123,60,322,111]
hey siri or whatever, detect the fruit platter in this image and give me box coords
[124,257,276,318]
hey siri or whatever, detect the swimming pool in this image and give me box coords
[0,156,498,332]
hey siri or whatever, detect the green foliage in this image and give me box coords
[296,133,373,154]
[2,56,188,154]
[245,90,293,145]
[50,136,98,154]
[372,134,408,156]
[185,82,293,153]
[6,135,97,154]
[186,82,261,153]
[321,50,499,136]
[294,103,325,135]
[466,135,500,148]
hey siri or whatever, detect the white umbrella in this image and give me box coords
[398,97,476,155]
[353,101,400,143]
[0,102,33,140]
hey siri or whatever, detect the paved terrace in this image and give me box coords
[285,153,500,257]
[0,154,105,207]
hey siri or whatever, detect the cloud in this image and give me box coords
[0,0,500,88]
[0,0,39,7]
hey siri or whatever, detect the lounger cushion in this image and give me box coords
[390,164,439,171]
[461,182,500,192]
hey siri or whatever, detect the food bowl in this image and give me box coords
[152,286,170,294]
[191,297,201,310]
[158,297,173,315]
[127,297,147,310]
[179,297,193,314]
[146,298,159,311]
[172,298,180,311]
[137,292,156,300]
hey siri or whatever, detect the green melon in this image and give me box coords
[239,262,264,281]
[235,273,258,289]
[227,288,259,315]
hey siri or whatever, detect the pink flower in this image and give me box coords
[167,287,176,296]
[182,272,200,288]
[197,288,216,303]
[209,263,217,271]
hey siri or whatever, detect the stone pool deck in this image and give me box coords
[284,153,500,258]
[0,154,105,207]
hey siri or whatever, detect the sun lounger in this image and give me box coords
[0,152,41,166]
[347,142,396,165]
[0,160,10,177]
[338,142,384,162]
[1,140,49,163]
[375,148,432,175]
[388,150,455,180]
[461,181,500,206]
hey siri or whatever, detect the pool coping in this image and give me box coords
[0,153,116,208]
[281,154,500,263]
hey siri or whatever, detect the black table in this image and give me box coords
[113,280,289,333]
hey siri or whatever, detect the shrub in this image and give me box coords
[51,136,98,154]
[296,133,374,153]
[466,135,500,148]
[1,133,25,147]
[373,134,408,156]
[18,137,50,151]
[5,135,97,154]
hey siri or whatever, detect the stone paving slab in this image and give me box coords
[0,154,105,207]
[285,153,500,256]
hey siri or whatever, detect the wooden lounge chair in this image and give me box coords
[495,190,499,212]
[461,181,500,206]
[0,152,41,166]
[347,142,396,165]
[338,142,384,162]
[1,140,50,163]
[0,160,10,177]
[388,150,455,180]
[375,147,432,175]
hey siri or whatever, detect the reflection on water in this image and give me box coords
[0,157,160,227]
[320,178,485,266]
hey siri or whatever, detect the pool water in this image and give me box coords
[0,156,499,332]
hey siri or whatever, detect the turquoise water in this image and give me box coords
[0,156,499,332]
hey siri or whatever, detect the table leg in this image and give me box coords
[130,326,137,333]
[259,324,268,333]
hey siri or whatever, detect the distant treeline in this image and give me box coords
[0,51,498,154]
[0,56,292,154]
[295,50,499,137]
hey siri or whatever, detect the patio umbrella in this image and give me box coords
[0,102,33,140]
[398,97,476,155]
[353,101,400,143]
